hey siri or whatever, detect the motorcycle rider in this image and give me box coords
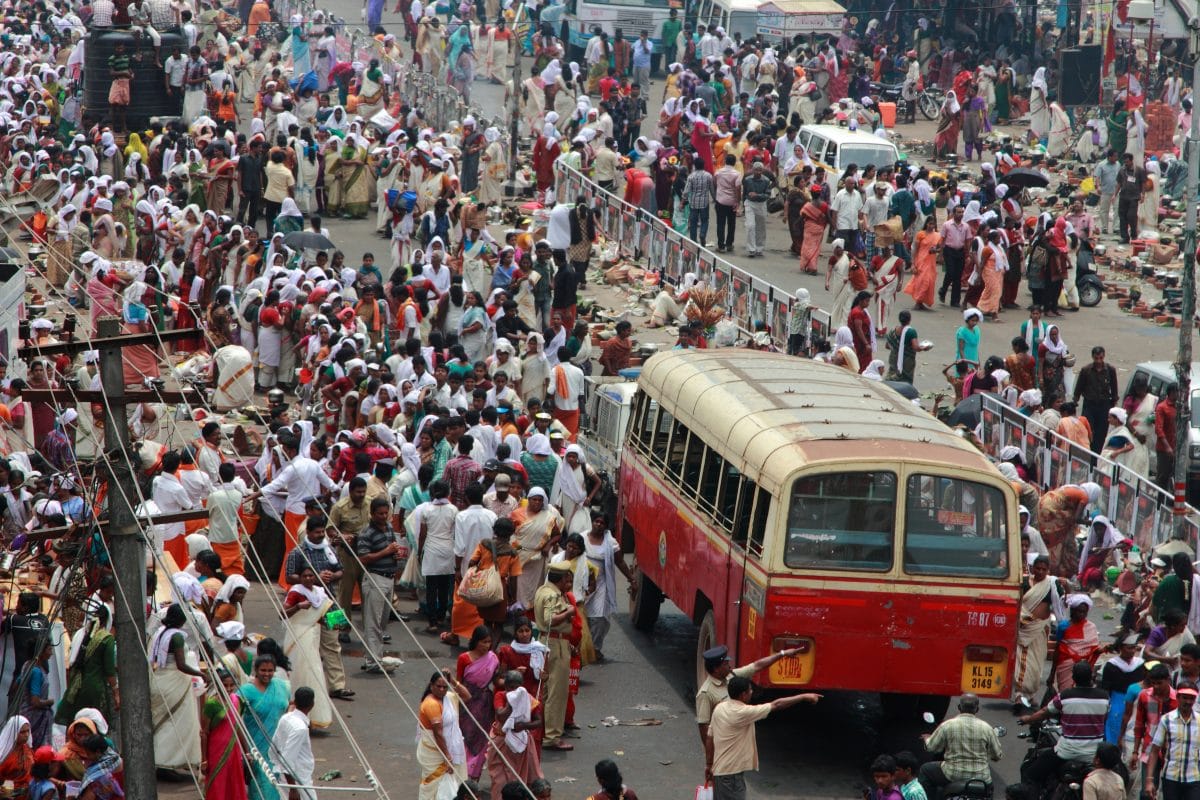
[918,694,1003,798]
[1018,661,1109,793]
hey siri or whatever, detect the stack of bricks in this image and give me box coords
[1144,101,1177,155]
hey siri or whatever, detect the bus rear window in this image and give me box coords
[903,475,1008,578]
[785,472,896,570]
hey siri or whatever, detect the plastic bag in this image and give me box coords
[694,785,713,800]
[713,318,738,347]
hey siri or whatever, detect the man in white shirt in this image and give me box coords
[273,687,317,800]
[207,462,247,575]
[546,201,572,265]
[831,178,866,254]
[151,451,193,561]
[584,26,605,69]
[699,25,719,60]
[550,346,586,441]
[453,484,498,576]
[250,434,336,538]
[194,420,224,483]
[421,253,452,297]
[178,448,213,507]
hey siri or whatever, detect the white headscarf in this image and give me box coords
[1042,324,1067,356]
[0,716,29,762]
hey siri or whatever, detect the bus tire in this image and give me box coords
[630,563,662,632]
[916,694,952,722]
[694,608,716,693]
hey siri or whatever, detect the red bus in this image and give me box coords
[618,350,1021,717]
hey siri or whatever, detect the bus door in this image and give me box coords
[720,469,770,659]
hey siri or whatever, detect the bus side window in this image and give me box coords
[666,418,690,481]
[699,448,725,515]
[632,393,653,450]
[649,406,675,468]
[716,463,742,531]
[681,431,706,496]
[731,476,756,546]
[747,487,771,559]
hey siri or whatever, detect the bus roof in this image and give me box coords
[638,350,997,494]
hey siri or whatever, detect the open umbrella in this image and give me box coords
[284,231,336,251]
[883,380,919,400]
[945,392,1000,429]
[1003,168,1050,190]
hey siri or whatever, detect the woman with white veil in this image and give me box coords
[1139,158,1161,232]
[1028,67,1050,146]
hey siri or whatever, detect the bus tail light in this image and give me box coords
[769,637,814,686]
[961,645,1007,695]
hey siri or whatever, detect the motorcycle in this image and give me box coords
[1017,718,1130,800]
[867,80,942,123]
[1075,242,1104,308]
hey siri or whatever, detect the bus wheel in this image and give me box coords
[629,561,662,632]
[694,608,716,692]
[916,694,951,722]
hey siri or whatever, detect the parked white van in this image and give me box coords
[798,124,901,180]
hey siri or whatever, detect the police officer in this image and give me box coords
[534,562,576,751]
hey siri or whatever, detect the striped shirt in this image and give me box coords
[1051,687,1109,760]
[1153,708,1200,783]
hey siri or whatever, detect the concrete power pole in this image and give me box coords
[96,315,157,795]
[1173,28,1200,537]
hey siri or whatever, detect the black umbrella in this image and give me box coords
[284,231,336,251]
[883,380,919,400]
[1003,168,1050,190]
[946,392,1000,429]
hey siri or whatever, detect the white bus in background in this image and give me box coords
[693,0,759,42]
[558,0,680,69]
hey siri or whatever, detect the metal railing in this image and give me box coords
[978,393,1200,551]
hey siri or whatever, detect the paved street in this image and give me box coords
[155,7,1164,796]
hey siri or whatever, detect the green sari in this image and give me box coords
[237,677,291,800]
[331,145,370,219]
[54,628,116,726]
[1106,110,1128,156]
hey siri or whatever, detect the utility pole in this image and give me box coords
[506,33,521,192]
[96,315,157,795]
[1173,28,1200,537]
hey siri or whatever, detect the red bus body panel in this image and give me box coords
[619,456,1020,697]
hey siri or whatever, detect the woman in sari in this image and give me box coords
[487,669,543,798]
[201,670,249,800]
[457,626,499,781]
[905,216,941,309]
[1052,594,1101,690]
[784,176,810,256]
[237,655,291,800]
[148,604,206,774]
[77,733,123,800]
[58,716,103,781]
[55,606,117,728]
[1077,516,1124,590]
[550,444,598,535]
[357,59,386,116]
[417,670,470,800]
[1029,67,1050,146]
[978,230,1008,321]
[273,197,305,235]
[1038,325,1069,402]
[205,146,237,213]
[282,566,334,731]
[1012,556,1063,708]
[1106,102,1129,157]
[994,63,1014,124]
[798,198,829,275]
[934,93,961,158]
[512,487,564,607]
[1101,407,1146,474]
[1046,101,1073,158]
[458,290,492,364]
[1036,482,1100,577]
[479,127,507,206]
[333,140,371,219]
[0,716,32,795]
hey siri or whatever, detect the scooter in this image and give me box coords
[1075,243,1104,308]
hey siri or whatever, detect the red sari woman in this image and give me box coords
[175,262,205,354]
[205,149,237,213]
[689,103,717,173]
[0,716,33,796]
[798,199,829,274]
[531,131,560,194]
[934,94,962,159]
[201,671,248,800]
[847,291,874,374]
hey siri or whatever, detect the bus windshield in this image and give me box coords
[903,475,1008,578]
[785,472,897,571]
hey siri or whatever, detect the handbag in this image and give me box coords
[1064,352,1076,368]
[457,539,505,606]
[766,185,785,213]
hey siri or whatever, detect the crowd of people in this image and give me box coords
[0,0,1197,798]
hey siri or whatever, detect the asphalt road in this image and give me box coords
[150,10,1168,798]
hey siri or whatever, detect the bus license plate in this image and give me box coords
[768,650,814,686]
[961,657,1006,694]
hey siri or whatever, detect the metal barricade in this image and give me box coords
[977,394,1200,551]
